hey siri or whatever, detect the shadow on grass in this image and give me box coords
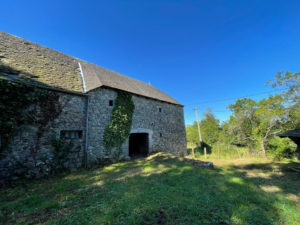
[228,161,300,197]
[1,153,299,225]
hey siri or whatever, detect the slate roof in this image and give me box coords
[0,31,181,105]
[278,129,300,138]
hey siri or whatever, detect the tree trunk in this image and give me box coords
[260,140,266,158]
[236,147,241,159]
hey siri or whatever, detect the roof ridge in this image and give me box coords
[0,31,153,90]
[79,60,180,104]
[0,31,182,105]
[77,57,153,88]
[78,59,177,98]
[78,59,103,91]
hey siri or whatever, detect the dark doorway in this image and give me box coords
[129,133,149,158]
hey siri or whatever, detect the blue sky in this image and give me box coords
[1,0,300,124]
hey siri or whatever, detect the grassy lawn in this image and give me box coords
[0,153,299,225]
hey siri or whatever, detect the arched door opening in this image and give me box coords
[129,133,149,158]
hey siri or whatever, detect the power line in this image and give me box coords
[184,110,195,121]
[185,109,229,124]
[185,88,286,125]
[208,109,230,113]
[184,88,285,106]
[186,108,229,114]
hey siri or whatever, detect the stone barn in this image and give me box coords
[0,32,186,182]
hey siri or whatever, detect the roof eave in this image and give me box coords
[87,85,184,107]
[0,74,88,97]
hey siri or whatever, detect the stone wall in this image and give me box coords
[130,94,186,155]
[87,87,186,163]
[0,86,186,184]
[0,91,87,184]
[87,88,117,162]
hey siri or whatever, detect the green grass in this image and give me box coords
[187,143,263,160]
[0,153,299,225]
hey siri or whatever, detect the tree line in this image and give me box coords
[186,72,300,160]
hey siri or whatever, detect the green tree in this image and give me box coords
[227,98,257,148]
[267,71,299,102]
[200,110,220,146]
[228,96,287,158]
[186,122,199,147]
[267,71,300,129]
[254,95,286,157]
[220,116,248,146]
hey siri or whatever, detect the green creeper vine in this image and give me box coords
[103,91,135,160]
[51,132,74,171]
[0,78,62,158]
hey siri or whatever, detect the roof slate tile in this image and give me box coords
[0,31,181,105]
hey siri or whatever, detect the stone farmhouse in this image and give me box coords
[0,32,186,181]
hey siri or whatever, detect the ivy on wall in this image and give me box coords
[51,133,74,171]
[103,91,135,159]
[0,78,62,157]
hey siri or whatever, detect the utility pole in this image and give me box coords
[194,107,202,143]
[194,107,207,159]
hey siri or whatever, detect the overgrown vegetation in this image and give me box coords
[103,91,135,160]
[0,78,62,158]
[51,133,74,172]
[0,153,299,225]
[0,79,45,155]
[186,72,300,160]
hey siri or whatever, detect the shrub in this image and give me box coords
[51,133,73,171]
[267,136,297,160]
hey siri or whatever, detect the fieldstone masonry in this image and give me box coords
[0,32,187,185]
[87,88,117,161]
[0,91,87,184]
[87,87,186,163]
[0,87,186,184]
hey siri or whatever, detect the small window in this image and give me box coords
[159,107,162,112]
[160,133,162,138]
[60,130,83,139]
[109,100,114,106]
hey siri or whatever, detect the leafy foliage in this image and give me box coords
[267,136,297,160]
[0,79,46,154]
[200,110,220,146]
[103,91,135,159]
[0,78,62,158]
[227,95,287,157]
[186,123,199,146]
[186,110,220,147]
[267,71,300,102]
[51,133,74,171]
[187,71,300,160]
[267,71,300,129]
